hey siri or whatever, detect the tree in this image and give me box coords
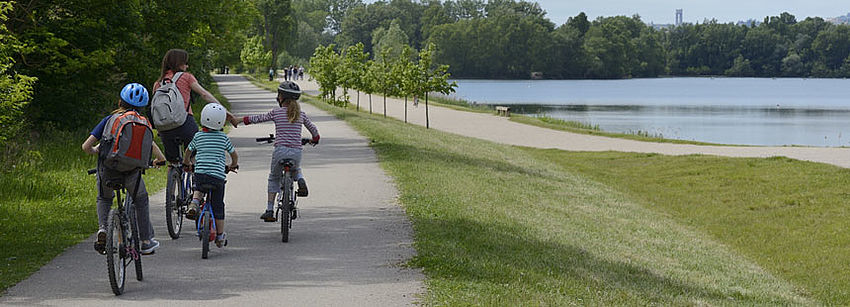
[373,47,395,117]
[0,2,36,146]
[327,0,364,34]
[740,26,786,76]
[241,36,273,72]
[418,43,456,128]
[362,59,378,114]
[309,44,344,105]
[257,0,295,70]
[373,19,409,60]
[394,45,416,123]
[566,12,590,37]
[341,43,369,110]
[725,55,754,77]
[812,26,850,72]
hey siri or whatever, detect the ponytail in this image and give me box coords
[285,99,300,123]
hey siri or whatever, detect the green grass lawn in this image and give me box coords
[303,95,829,305]
[0,78,230,294]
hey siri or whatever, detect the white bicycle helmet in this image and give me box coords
[201,103,228,130]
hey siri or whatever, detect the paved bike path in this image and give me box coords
[0,75,423,305]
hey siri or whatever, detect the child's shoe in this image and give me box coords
[296,178,308,197]
[260,209,276,222]
[141,239,160,255]
[215,232,227,248]
[94,228,107,255]
[186,201,200,220]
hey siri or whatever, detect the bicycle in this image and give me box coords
[188,165,237,259]
[88,161,164,295]
[256,135,315,242]
[165,159,192,239]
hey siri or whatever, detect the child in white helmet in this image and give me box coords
[183,103,239,247]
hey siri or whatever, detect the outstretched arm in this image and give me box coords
[191,81,238,127]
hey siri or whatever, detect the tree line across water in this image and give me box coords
[327,1,850,80]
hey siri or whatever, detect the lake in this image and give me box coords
[445,78,850,146]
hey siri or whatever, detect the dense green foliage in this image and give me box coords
[0,2,36,147]
[309,0,850,79]
[4,0,256,130]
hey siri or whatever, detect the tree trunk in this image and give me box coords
[383,94,387,118]
[356,90,360,111]
[426,93,430,129]
[369,94,373,114]
[404,96,407,123]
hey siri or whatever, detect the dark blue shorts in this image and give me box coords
[193,173,226,220]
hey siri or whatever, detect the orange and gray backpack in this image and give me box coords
[100,111,154,172]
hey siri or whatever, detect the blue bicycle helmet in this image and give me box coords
[120,83,149,107]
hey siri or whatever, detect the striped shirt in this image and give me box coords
[187,130,235,180]
[245,106,319,148]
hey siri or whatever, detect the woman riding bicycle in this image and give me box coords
[154,49,239,164]
[240,81,319,222]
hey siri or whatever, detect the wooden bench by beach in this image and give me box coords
[495,106,511,117]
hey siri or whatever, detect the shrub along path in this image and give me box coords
[0,75,422,305]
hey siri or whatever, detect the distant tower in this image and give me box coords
[675,9,683,26]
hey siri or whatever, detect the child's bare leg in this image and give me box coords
[216,219,225,234]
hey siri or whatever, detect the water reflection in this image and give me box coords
[447,78,850,146]
[506,104,850,146]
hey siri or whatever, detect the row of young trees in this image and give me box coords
[309,43,456,128]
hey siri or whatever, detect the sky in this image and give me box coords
[517,1,849,25]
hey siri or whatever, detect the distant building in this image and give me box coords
[736,19,760,27]
[675,9,683,26]
[649,22,674,30]
[827,13,850,24]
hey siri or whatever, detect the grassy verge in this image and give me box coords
[0,130,167,293]
[0,75,229,294]
[528,151,850,305]
[301,94,825,305]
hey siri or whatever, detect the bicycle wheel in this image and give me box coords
[165,167,182,239]
[105,210,126,295]
[127,207,143,281]
[280,179,292,243]
[200,211,210,259]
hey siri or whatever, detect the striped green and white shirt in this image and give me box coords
[187,130,234,180]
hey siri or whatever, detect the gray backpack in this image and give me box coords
[150,72,188,130]
[100,111,154,172]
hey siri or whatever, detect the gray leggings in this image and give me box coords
[96,168,154,241]
[268,146,303,193]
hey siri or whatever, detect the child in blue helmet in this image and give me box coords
[82,83,167,255]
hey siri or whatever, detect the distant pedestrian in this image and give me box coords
[269,68,275,81]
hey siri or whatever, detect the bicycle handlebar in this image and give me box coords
[255,134,315,146]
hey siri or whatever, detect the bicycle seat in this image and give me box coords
[279,159,296,169]
[104,180,124,190]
